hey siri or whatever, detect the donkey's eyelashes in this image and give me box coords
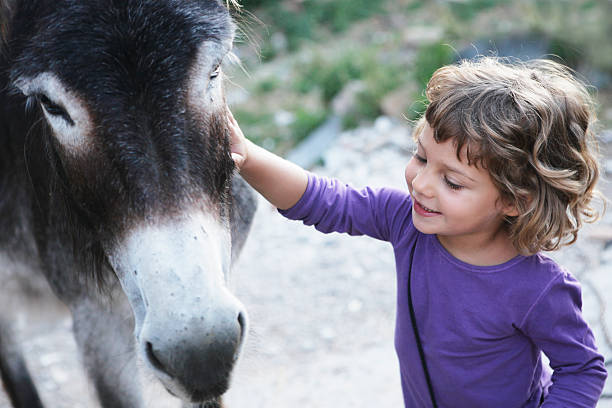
[37,93,62,114]
[210,64,221,80]
[36,93,75,126]
[14,72,94,151]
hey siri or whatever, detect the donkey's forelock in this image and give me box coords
[10,0,235,82]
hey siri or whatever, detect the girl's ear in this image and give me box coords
[502,203,519,218]
[498,196,522,218]
[502,191,536,218]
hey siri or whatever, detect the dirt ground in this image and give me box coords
[1,118,611,407]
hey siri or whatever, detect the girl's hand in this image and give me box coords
[226,107,248,171]
[224,106,308,209]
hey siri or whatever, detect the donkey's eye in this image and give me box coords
[36,93,74,125]
[210,64,221,80]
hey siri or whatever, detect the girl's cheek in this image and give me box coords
[405,161,416,190]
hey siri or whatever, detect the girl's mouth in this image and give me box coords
[414,200,441,217]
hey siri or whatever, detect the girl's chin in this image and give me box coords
[412,216,440,235]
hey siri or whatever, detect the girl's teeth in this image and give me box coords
[423,204,438,213]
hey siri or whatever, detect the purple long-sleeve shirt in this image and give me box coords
[279,173,607,407]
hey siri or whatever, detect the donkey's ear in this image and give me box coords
[1,0,16,44]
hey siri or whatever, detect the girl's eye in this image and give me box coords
[444,177,463,190]
[414,153,426,163]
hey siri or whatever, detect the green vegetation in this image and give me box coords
[254,77,282,94]
[240,0,385,54]
[525,0,612,74]
[294,51,373,103]
[446,0,511,21]
[342,59,410,129]
[408,42,456,119]
[231,109,277,149]
[230,0,612,152]
[232,105,327,155]
[290,107,328,143]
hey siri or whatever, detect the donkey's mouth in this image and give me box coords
[163,379,229,404]
[189,382,229,403]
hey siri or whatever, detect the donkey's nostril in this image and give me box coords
[236,311,247,360]
[237,311,248,342]
[145,341,167,374]
[237,311,246,332]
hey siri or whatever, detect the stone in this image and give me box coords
[331,80,366,116]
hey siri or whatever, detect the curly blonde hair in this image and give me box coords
[419,57,603,255]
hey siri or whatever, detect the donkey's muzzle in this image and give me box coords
[140,306,247,402]
[108,211,246,401]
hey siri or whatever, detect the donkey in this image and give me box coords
[0,1,256,407]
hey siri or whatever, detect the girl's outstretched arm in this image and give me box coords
[227,108,308,210]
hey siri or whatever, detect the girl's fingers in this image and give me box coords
[231,152,245,169]
[226,107,247,169]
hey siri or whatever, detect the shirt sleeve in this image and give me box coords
[278,172,411,243]
[520,271,607,407]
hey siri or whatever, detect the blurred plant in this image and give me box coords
[436,0,612,75]
[254,77,282,94]
[232,105,327,154]
[412,42,455,90]
[305,0,385,33]
[407,42,455,120]
[294,47,411,128]
[343,62,409,128]
[232,0,612,152]
[445,0,511,21]
[294,51,367,103]
[266,6,315,52]
[232,109,280,149]
[524,0,612,75]
[290,107,328,143]
[238,0,276,9]
[239,0,387,56]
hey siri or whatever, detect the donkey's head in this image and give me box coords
[7,0,247,402]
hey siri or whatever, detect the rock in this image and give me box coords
[605,159,612,175]
[380,83,417,120]
[286,115,342,168]
[587,225,612,242]
[347,299,363,313]
[401,25,445,48]
[270,32,288,54]
[331,80,366,116]
[458,34,549,61]
[274,109,295,127]
[319,327,336,340]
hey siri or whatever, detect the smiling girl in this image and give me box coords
[227,57,607,407]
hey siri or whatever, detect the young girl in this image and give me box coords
[227,57,608,407]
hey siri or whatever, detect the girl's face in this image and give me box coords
[405,124,516,252]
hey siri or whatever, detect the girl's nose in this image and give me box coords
[411,167,434,198]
